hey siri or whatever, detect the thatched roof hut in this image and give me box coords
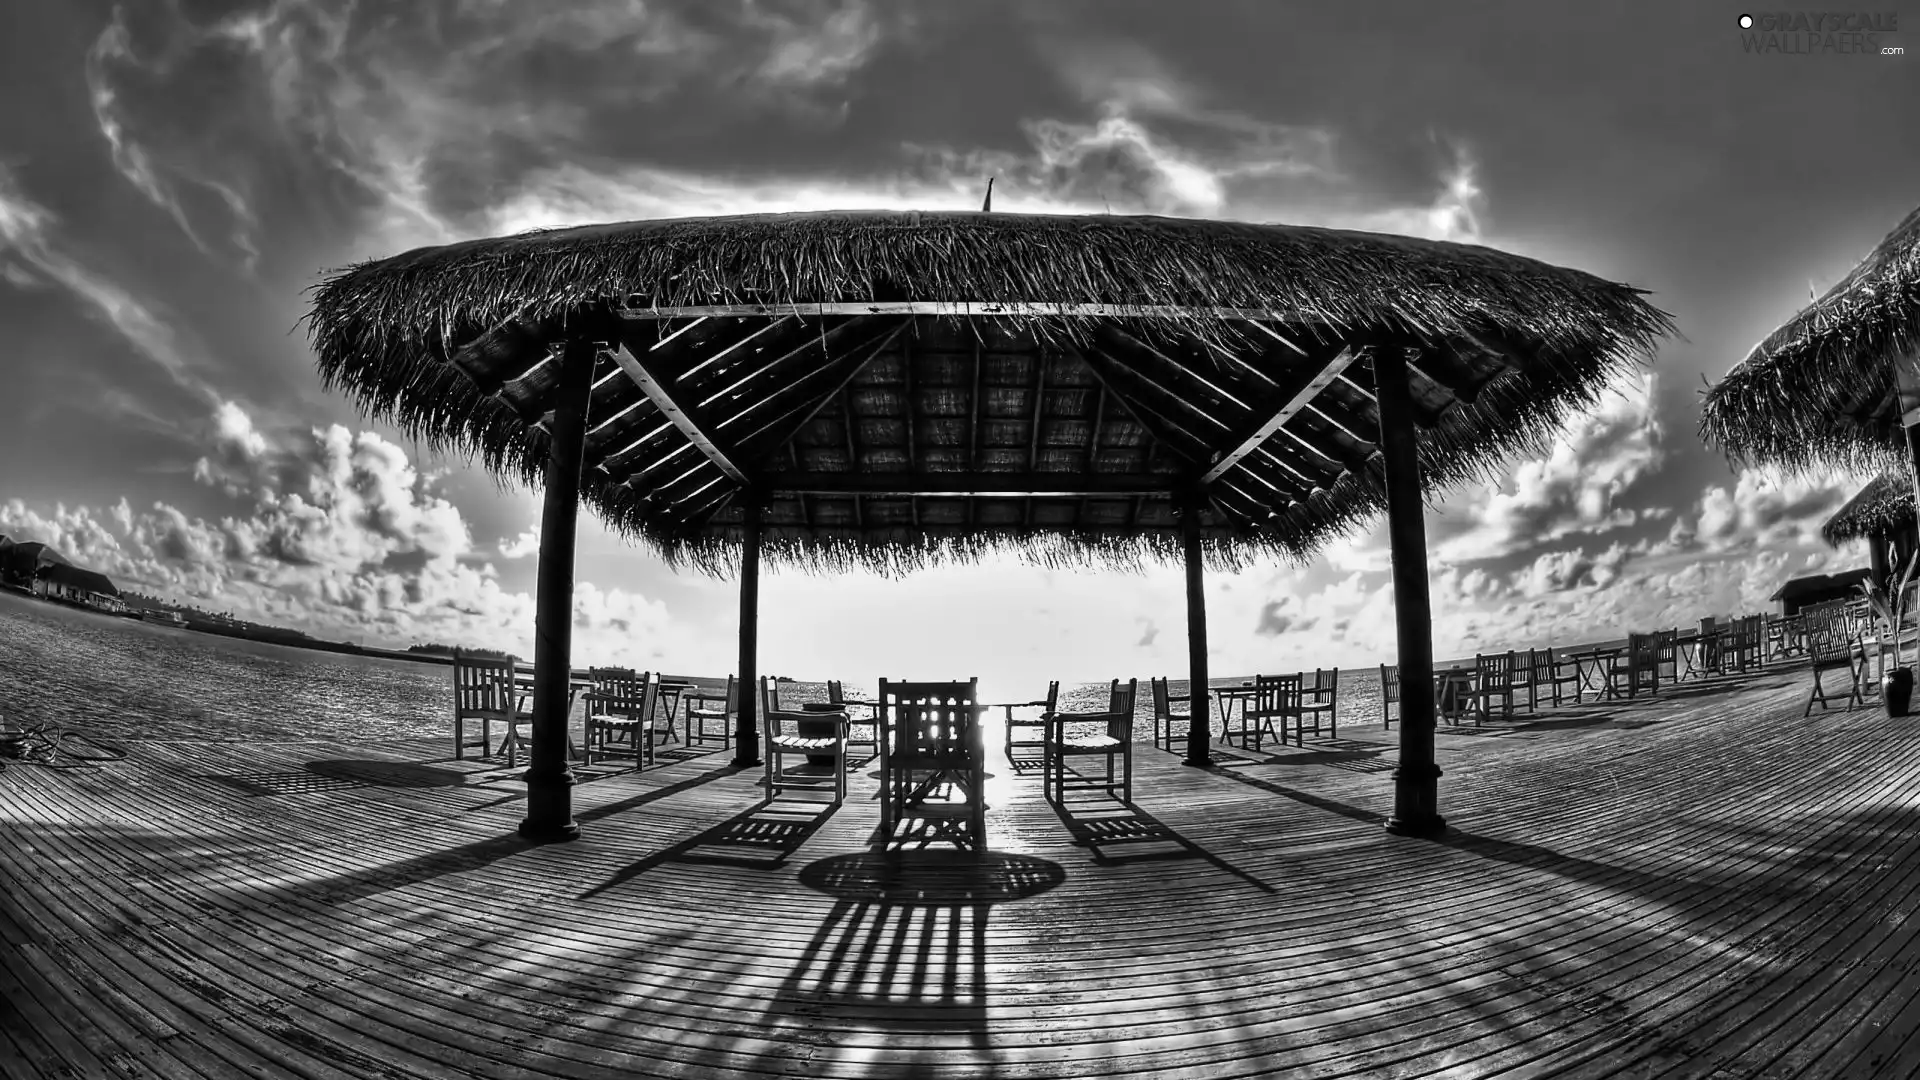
[310,212,1670,574]
[306,210,1673,842]
[1700,204,1920,476]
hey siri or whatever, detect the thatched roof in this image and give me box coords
[1768,567,1871,603]
[1701,203,1920,475]
[1822,473,1916,545]
[307,211,1673,576]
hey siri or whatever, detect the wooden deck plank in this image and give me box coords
[4,664,1920,1077]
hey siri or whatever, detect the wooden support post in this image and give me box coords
[733,492,764,767]
[1374,347,1446,839]
[1871,529,1891,593]
[519,338,595,844]
[1181,490,1212,767]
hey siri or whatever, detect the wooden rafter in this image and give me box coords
[1068,344,1215,469]
[721,318,912,452]
[768,474,1179,496]
[606,342,748,484]
[1100,324,1252,414]
[1200,348,1356,484]
[695,315,870,410]
[903,330,918,529]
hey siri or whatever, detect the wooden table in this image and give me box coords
[507,669,593,760]
[1212,684,1261,745]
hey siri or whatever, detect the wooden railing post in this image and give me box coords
[519,337,595,843]
[1373,346,1446,838]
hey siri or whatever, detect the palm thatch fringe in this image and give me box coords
[1701,203,1920,476]
[1823,472,1916,546]
[306,211,1673,576]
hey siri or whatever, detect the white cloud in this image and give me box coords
[1689,465,1855,554]
[1431,372,1664,566]
[0,165,214,404]
[499,526,541,560]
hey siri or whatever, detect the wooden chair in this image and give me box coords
[1149,677,1192,752]
[684,676,736,748]
[1005,681,1057,761]
[1465,652,1516,722]
[1729,615,1765,673]
[583,668,655,769]
[1379,664,1401,727]
[879,678,985,849]
[760,677,848,804]
[1605,633,1661,699]
[1249,672,1305,749]
[1510,649,1540,712]
[1690,618,1723,680]
[1297,667,1338,739]
[828,679,879,758]
[1804,621,1866,716]
[1542,647,1583,706]
[1652,629,1680,686]
[450,651,533,765]
[1044,678,1138,802]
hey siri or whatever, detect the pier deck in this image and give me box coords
[3,666,1917,1078]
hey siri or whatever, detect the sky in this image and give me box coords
[0,0,1916,694]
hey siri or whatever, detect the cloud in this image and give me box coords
[1688,465,1855,555]
[0,407,700,664]
[500,526,542,560]
[1430,372,1664,565]
[0,164,215,406]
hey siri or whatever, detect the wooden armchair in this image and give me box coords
[1541,647,1583,706]
[450,651,533,764]
[1606,633,1661,699]
[684,676,736,747]
[1379,664,1401,727]
[1804,622,1867,716]
[1510,649,1541,712]
[584,668,655,769]
[1004,681,1058,762]
[1249,672,1305,750]
[1297,667,1338,739]
[1652,629,1680,685]
[828,679,879,758]
[1045,678,1138,802]
[1149,677,1191,752]
[760,677,849,804]
[1464,652,1517,722]
[879,678,985,850]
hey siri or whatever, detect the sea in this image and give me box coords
[0,588,1640,747]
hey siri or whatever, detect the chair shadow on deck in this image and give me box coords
[742,850,1067,1077]
[1045,794,1276,893]
[580,795,840,899]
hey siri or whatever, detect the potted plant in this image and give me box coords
[1861,549,1920,716]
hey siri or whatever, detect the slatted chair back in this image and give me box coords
[1543,647,1583,706]
[584,668,655,767]
[1250,672,1304,749]
[1004,680,1058,759]
[879,679,982,764]
[1653,629,1679,684]
[1510,649,1540,711]
[683,675,737,747]
[453,653,514,715]
[877,678,983,846]
[1149,676,1185,751]
[1379,664,1401,727]
[1804,620,1867,716]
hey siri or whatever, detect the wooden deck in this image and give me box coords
[4,665,1919,1078]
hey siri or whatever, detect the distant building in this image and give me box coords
[3,541,71,589]
[32,563,125,613]
[1769,568,1872,617]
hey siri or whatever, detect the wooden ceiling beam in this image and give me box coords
[606,342,749,484]
[769,473,1180,496]
[618,300,1370,324]
[1200,348,1356,485]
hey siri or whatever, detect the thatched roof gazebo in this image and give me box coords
[307,210,1672,844]
[1701,203,1920,479]
[1823,473,1918,588]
